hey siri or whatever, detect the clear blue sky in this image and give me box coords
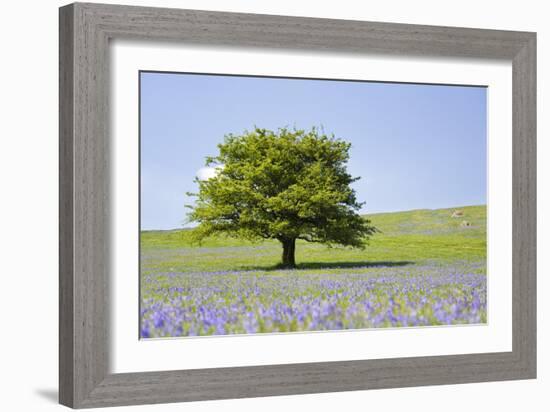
[140,72,486,230]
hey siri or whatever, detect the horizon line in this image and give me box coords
[140,203,487,232]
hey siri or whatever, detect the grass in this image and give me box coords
[140,205,486,274]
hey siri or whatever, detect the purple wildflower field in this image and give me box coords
[140,263,486,338]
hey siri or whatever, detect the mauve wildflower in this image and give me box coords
[140,262,487,338]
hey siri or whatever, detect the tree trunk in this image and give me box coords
[280,238,296,268]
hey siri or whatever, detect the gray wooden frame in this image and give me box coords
[59,2,536,408]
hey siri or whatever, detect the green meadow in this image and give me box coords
[140,205,486,275]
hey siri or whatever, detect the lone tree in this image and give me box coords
[187,127,377,268]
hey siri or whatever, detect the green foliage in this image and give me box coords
[186,127,377,266]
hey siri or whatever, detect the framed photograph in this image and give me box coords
[59,2,536,408]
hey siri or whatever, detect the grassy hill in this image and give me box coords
[365,205,486,236]
[140,205,486,274]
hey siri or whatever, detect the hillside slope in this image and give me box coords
[140,205,486,273]
[366,205,486,236]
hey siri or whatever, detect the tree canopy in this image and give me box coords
[186,127,377,267]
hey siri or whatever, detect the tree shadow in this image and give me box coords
[241,260,414,271]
